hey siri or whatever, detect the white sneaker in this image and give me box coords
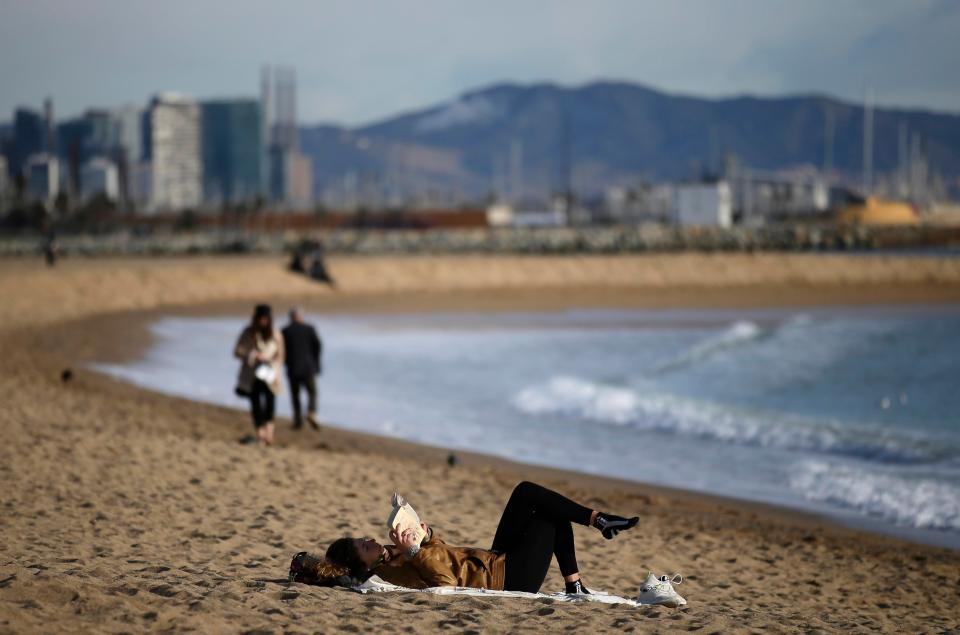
[637,572,686,608]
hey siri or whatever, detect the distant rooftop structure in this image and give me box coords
[152,92,194,105]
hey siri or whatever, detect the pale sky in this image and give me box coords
[2,0,958,126]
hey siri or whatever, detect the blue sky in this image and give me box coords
[2,0,958,125]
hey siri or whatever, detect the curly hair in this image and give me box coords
[325,537,369,580]
[288,551,352,587]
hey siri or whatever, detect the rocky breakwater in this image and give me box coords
[0,224,957,257]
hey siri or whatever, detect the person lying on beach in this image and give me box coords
[324,481,639,594]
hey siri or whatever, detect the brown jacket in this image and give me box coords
[234,326,284,395]
[373,530,505,590]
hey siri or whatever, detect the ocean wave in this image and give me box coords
[513,375,640,425]
[790,461,960,531]
[652,320,764,374]
[512,376,949,464]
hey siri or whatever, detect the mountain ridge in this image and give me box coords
[297,80,960,202]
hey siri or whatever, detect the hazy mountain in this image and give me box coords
[303,80,960,202]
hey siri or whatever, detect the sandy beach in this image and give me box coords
[2,252,960,634]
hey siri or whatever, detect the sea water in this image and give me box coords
[93,305,960,548]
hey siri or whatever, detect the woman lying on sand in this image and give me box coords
[325,481,639,594]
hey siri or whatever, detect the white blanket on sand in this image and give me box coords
[353,575,644,607]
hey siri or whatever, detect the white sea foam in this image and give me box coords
[653,320,763,373]
[790,461,960,530]
[513,376,639,425]
[512,375,944,463]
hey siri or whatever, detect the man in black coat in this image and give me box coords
[281,307,323,430]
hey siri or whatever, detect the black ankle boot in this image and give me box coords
[593,512,639,540]
[565,579,590,595]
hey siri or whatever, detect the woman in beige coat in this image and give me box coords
[234,304,285,446]
[324,482,639,594]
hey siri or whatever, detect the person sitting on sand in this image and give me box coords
[324,481,639,594]
[234,304,285,446]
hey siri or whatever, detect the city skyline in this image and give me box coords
[2,0,959,126]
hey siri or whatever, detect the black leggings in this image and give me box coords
[493,482,593,593]
[249,379,275,428]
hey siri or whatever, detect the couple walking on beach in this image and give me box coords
[234,304,323,445]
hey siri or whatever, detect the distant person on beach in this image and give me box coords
[43,230,58,267]
[308,242,335,286]
[288,239,334,285]
[324,481,639,594]
[281,307,323,431]
[288,249,306,273]
[234,304,285,446]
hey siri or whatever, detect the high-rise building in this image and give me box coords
[112,105,143,163]
[269,146,313,210]
[48,107,141,204]
[111,104,143,205]
[0,125,11,180]
[261,65,297,151]
[143,93,202,212]
[43,98,56,153]
[130,161,153,209]
[12,108,45,178]
[0,154,9,214]
[56,117,93,195]
[261,65,312,208]
[80,157,119,202]
[201,99,263,206]
[0,154,9,198]
[26,153,60,203]
[85,110,118,154]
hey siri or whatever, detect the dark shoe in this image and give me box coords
[594,513,639,540]
[565,579,591,595]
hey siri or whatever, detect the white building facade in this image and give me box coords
[144,94,202,212]
[675,181,732,228]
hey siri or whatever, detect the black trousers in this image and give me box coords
[288,374,318,427]
[493,482,593,593]
[249,379,275,428]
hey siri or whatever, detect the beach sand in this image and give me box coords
[1,253,959,634]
